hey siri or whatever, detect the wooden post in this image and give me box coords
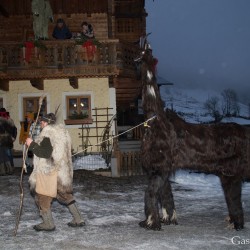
[95,108,99,151]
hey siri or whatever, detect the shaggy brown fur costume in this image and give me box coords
[138,46,250,231]
[0,116,16,175]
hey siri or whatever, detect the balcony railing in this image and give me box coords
[0,39,139,80]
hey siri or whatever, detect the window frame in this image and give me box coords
[0,97,3,109]
[64,93,93,125]
[18,93,49,122]
[22,96,47,119]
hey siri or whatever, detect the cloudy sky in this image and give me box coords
[145,0,250,96]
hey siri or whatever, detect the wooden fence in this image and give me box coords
[117,151,144,176]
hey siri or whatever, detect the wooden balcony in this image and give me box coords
[0,39,139,80]
[0,39,141,104]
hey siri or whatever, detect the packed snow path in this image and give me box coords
[0,169,249,250]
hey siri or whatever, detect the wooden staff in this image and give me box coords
[14,94,45,236]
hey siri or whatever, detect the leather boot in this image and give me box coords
[67,203,85,227]
[33,209,56,231]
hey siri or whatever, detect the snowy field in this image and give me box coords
[160,85,250,125]
[0,170,250,250]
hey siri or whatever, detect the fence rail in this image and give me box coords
[118,151,144,176]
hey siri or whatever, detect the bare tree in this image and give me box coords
[204,96,222,122]
[221,88,240,116]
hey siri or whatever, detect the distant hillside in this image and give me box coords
[160,85,250,125]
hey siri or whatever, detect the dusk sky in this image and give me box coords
[145,0,250,97]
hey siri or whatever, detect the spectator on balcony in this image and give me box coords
[80,21,95,39]
[52,18,72,40]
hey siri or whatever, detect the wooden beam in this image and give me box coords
[114,81,141,88]
[0,79,9,91]
[114,77,140,82]
[116,93,138,97]
[69,77,78,89]
[30,79,44,90]
[116,89,139,93]
[116,87,138,90]
[116,96,137,100]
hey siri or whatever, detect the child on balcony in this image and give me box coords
[80,21,95,39]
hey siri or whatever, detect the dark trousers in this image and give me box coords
[35,183,75,212]
[6,148,14,167]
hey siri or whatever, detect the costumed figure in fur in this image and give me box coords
[31,0,53,40]
[138,42,250,231]
[26,113,85,231]
[0,111,16,175]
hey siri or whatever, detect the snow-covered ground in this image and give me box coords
[0,169,249,250]
[74,154,109,171]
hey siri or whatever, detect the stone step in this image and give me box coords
[118,140,141,152]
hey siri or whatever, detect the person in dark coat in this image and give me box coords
[0,108,16,175]
[52,18,72,40]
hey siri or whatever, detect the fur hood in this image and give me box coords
[29,123,73,192]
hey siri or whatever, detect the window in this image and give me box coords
[65,95,92,124]
[23,97,47,119]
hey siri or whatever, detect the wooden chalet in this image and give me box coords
[0,0,147,176]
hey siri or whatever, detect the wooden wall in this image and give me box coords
[114,0,145,16]
[0,0,108,15]
[0,0,146,44]
[0,13,109,41]
[0,0,110,41]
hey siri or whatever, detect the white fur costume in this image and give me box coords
[29,124,73,194]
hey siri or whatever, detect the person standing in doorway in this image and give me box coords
[19,113,33,151]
